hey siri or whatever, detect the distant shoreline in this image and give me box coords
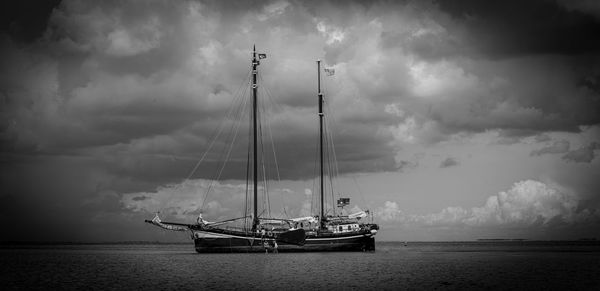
[476,238,527,241]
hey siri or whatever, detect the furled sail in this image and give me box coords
[290,216,318,223]
[148,213,189,232]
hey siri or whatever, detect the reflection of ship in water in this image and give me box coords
[145,46,379,252]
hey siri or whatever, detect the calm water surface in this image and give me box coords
[2,242,600,290]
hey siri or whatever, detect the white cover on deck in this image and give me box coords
[348,211,367,219]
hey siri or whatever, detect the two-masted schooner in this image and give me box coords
[145,46,379,252]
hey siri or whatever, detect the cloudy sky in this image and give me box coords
[1,0,600,242]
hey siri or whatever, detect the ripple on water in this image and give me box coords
[1,242,600,290]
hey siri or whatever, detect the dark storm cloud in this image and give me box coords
[1,0,402,180]
[320,1,600,143]
[434,0,600,58]
[390,1,600,139]
[0,0,61,42]
[3,0,597,182]
[416,56,600,137]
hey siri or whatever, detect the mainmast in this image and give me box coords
[252,45,259,231]
[317,60,325,230]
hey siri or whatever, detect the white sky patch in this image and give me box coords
[409,60,479,98]
[387,117,442,152]
[316,21,345,45]
[384,103,405,117]
[412,26,444,38]
[304,188,312,196]
[378,201,404,221]
[423,206,469,226]
[466,180,578,225]
[378,179,594,228]
[196,40,223,67]
[389,116,418,144]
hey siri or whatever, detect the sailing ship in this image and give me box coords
[145,46,379,252]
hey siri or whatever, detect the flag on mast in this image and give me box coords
[324,68,335,76]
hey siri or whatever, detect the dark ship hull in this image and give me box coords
[193,230,376,253]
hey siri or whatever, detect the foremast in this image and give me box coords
[252,45,259,232]
[317,60,325,230]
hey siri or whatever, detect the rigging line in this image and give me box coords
[258,75,285,217]
[259,87,270,218]
[259,98,272,218]
[203,118,244,210]
[258,75,282,182]
[252,89,266,220]
[322,66,342,216]
[267,99,287,218]
[198,69,251,207]
[312,68,323,217]
[324,119,336,216]
[311,113,320,216]
[352,176,367,209]
[326,94,368,211]
[184,120,221,182]
[203,83,248,204]
[258,75,284,216]
[322,119,328,215]
[201,75,251,210]
[257,97,266,217]
[187,69,252,181]
[322,89,339,216]
[325,115,339,205]
[323,101,343,213]
[244,94,252,232]
[243,77,255,227]
[322,112,329,213]
[330,115,340,193]
[246,81,256,230]
[324,99,341,190]
[258,73,285,114]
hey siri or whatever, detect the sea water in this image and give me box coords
[2,241,600,290]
